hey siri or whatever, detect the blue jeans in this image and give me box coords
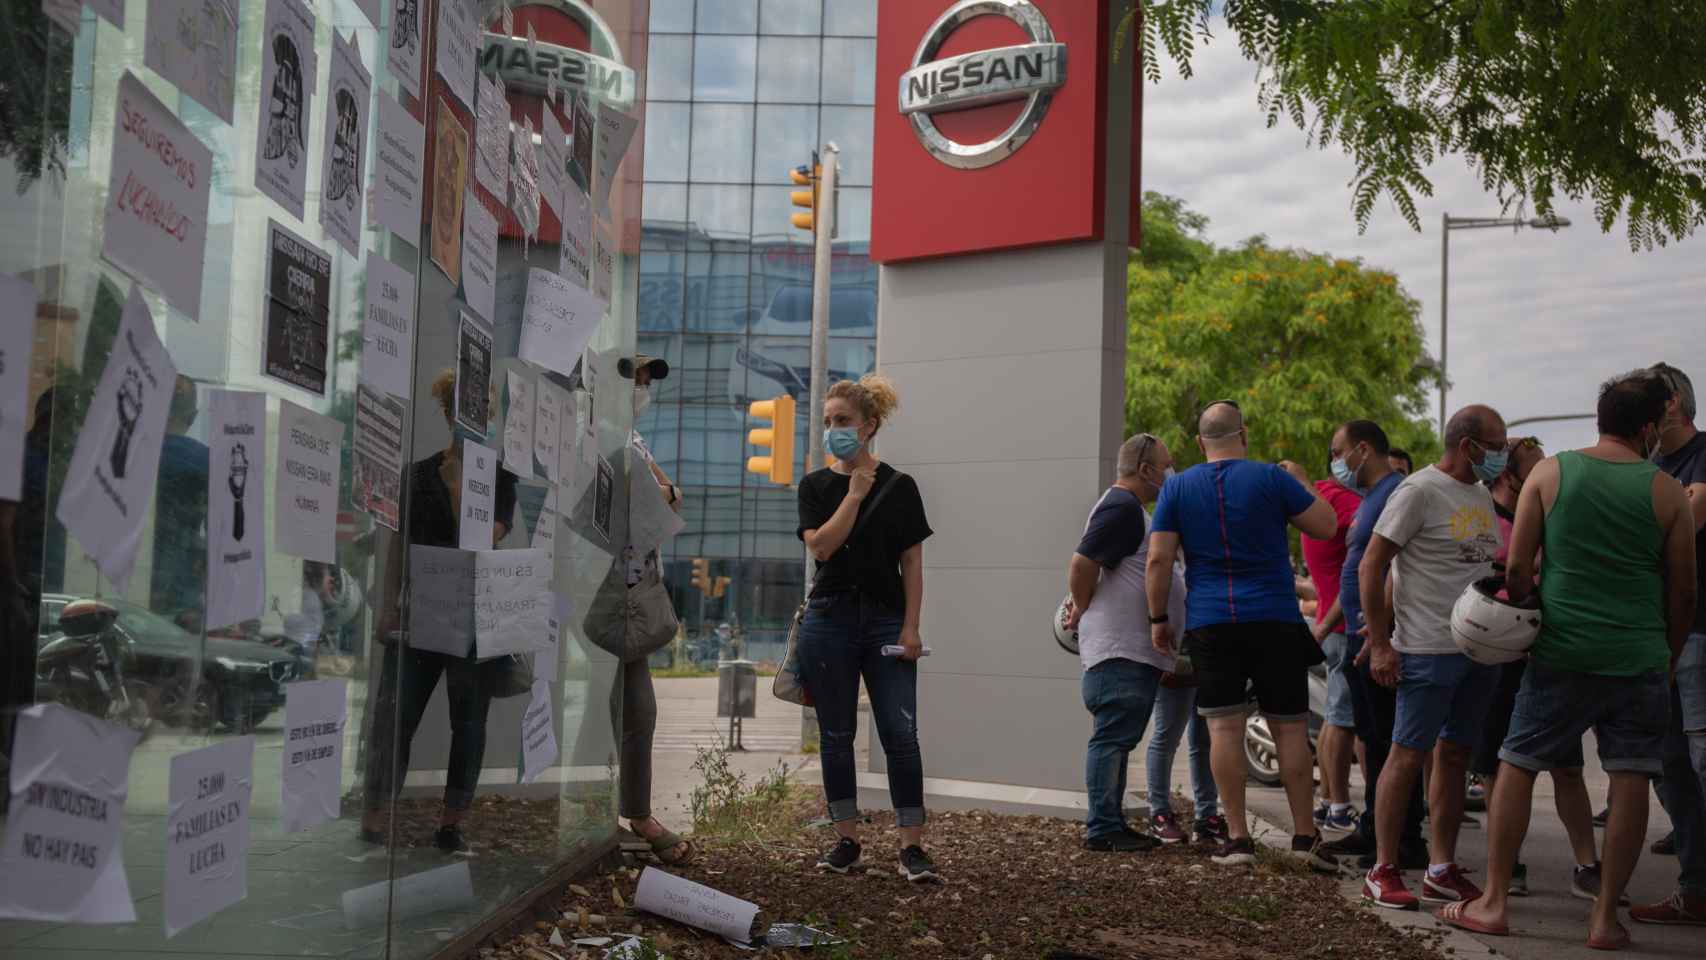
[1083,658,1161,839]
[798,591,924,827]
[1321,632,1355,729]
[1657,634,1706,896]
[1146,680,1218,820]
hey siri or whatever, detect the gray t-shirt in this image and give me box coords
[1372,465,1499,654]
[1075,489,1185,672]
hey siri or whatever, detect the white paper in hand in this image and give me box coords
[56,285,178,593]
[281,680,347,833]
[164,736,253,937]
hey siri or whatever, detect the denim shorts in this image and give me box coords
[1392,651,1499,752]
[1679,633,1706,733]
[1321,632,1355,729]
[1499,660,1670,776]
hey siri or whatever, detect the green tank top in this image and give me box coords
[1535,451,1667,676]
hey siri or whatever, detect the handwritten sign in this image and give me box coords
[461,191,499,323]
[408,547,552,659]
[520,267,602,379]
[539,103,567,217]
[319,30,371,258]
[205,390,267,630]
[533,379,564,483]
[531,486,558,553]
[474,71,510,199]
[281,679,347,833]
[164,737,253,937]
[274,400,344,562]
[0,273,37,500]
[386,0,425,99]
[103,71,211,320]
[435,0,477,109]
[558,183,591,289]
[633,867,759,944]
[361,252,415,401]
[459,438,497,550]
[503,369,533,478]
[145,0,237,125]
[56,286,178,593]
[409,546,476,657]
[512,116,542,241]
[592,105,638,219]
[519,679,557,784]
[592,223,614,306]
[372,91,425,243]
[255,0,318,220]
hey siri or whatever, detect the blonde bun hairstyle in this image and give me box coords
[430,367,457,420]
[827,373,900,435]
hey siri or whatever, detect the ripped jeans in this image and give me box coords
[798,590,925,828]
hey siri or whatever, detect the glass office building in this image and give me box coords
[636,0,880,661]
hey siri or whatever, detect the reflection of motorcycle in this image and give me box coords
[35,599,154,735]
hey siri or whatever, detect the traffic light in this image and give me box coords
[689,557,711,595]
[789,162,820,234]
[712,576,730,599]
[746,394,796,486]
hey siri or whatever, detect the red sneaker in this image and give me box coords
[1363,864,1420,910]
[1422,863,1484,904]
[1630,891,1706,926]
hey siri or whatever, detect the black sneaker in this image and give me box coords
[1211,836,1257,866]
[1291,833,1340,873]
[898,845,938,883]
[1319,831,1374,859]
[1653,831,1676,856]
[434,824,467,853]
[1313,801,1330,828]
[1592,807,1610,827]
[1194,814,1230,845]
[817,837,862,874]
[1571,861,1631,906]
[1085,829,1160,853]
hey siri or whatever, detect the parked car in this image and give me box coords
[37,594,299,732]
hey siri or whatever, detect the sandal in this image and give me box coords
[1587,923,1630,951]
[1435,899,1509,937]
[629,820,696,865]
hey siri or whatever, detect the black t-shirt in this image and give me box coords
[403,451,519,549]
[796,463,932,615]
[1655,431,1706,632]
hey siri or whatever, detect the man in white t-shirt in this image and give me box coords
[1066,434,1219,850]
[1359,404,1507,909]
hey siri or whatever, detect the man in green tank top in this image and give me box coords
[1441,370,1698,949]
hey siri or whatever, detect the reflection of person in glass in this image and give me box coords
[362,369,516,853]
[151,376,209,633]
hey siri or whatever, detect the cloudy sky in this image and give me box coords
[1141,29,1706,454]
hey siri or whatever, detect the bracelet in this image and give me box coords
[1148,613,1169,625]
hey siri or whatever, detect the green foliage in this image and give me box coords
[1126,1,1706,249]
[0,6,74,192]
[687,746,797,840]
[1126,193,1440,480]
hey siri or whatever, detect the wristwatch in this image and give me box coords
[1148,613,1169,625]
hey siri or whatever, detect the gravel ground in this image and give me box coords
[480,790,1459,960]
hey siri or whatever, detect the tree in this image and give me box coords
[1125,1,1706,249]
[1126,192,1440,480]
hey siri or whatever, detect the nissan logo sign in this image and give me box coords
[899,0,1066,169]
[479,0,636,107]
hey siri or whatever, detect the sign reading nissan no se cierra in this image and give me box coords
[872,0,1128,263]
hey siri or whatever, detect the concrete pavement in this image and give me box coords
[647,676,818,828]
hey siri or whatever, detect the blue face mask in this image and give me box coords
[824,426,863,460]
[1330,457,1357,489]
[1472,445,1508,484]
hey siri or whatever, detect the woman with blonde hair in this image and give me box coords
[796,374,937,881]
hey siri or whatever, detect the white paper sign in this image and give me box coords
[164,737,253,937]
[628,436,686,555]
[386,0,426,99]
[461,191,499,323]
[56,286,178,593]
[474,71,510,199]
[372,91,425,242]
[274,400,345,562]
[320,31,372,259]
[558,184,591,289]
[519,680,557,784]
[503,370,533,478]
[539,105,567,216]
[474,548,552,658]
[0,704,139,924]
[592,105,638,219]
[145,0,237,125]
[459,438,497,550]
[531,486,557,552]
[205,390,267,631]
[512,116,541,241]
[255,0,318,220]
[633,867,760,944]
[281,679,347,833]
[592,223,614,306]
[409,546,476,657]
[361,252,415,400]
[520,268,603,379]
[533,379,564,483]
[104,71,212,321]
[0,274,38,500]
[435,0,477,109]
[536,607,561,680]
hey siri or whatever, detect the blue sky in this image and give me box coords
[1142,31,1706,454]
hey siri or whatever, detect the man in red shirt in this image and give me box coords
[1304,452,1365,832]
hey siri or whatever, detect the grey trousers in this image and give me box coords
[613,658,657,820]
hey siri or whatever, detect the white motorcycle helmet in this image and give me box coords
[1052,596,1080,655]
[1451,576,1541,665]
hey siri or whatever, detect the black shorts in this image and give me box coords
[1186,620,1324,721]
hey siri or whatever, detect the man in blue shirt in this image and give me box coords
[1318,420,1427,869]
[1147,401,1339,868]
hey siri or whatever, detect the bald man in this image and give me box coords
[1359,404,1507,910]
[1145,401,1340,869]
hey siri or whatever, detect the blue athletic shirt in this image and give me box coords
[1150,459,1316,630]
[1338,470,1404,639]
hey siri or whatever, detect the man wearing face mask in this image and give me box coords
[1305,433,1368,834]
[1443,370,1695,947]
[1358,405,1507,909]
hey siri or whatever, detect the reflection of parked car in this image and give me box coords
[37,594,299,732]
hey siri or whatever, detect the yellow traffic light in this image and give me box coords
[789,163,820,233]
[746,394,797,486]
[690,557,711,595]
[712,576,730,599]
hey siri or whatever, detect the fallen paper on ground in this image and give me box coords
[341,861,472,930]
[632,867,758,945]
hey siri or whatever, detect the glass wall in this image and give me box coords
[638,0,878,665]
[0,1,650,956]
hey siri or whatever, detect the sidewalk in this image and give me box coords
[647,676,818,828]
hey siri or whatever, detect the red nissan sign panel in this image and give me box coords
[872,0,1127,263]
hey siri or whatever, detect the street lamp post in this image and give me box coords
[1439,213,1571,436]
